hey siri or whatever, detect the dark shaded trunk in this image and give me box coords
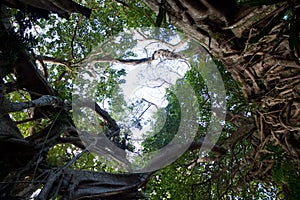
[144,0,300,190]
[0,1,150,199]
[2,0,91,18]
[1,0,299,198]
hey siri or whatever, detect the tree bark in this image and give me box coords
[2,0,91,18]
[1,0,299,198]
[144,0,300,181]
[0,1,150,199]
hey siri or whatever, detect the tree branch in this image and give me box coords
[35,55,71,68]
[189,138,227,156]
[0,94,62,114]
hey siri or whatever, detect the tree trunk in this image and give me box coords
[0,1,149,199]
[1,0,299,198]
[144,0,300,182]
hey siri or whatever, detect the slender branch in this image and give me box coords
[63,148,89,169]
[16,116,43,124]
[36,59,49,79]
[71,19,81,60]
[35,55,71,68]
[56,70,68,83]
[189,138,227,156]
[94,102,119,132]
[74,99,121,136]
[87,49,184,68]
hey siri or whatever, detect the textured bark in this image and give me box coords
[2,0,91,18]
[0,1,150,199]
[1,0,300,198]
[144,0,300,181]
[36,169,151,200]
[0,94,62,114]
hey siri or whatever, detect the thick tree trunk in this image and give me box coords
[144,0,300,181]
[0,1,149,199]
[1,0,299,198]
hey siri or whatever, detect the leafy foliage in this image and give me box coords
[266,145,300,200]
[1,0,300,199]
[142,59,265,199]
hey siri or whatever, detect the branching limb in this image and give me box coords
[189,138,227,156]
[0,94,63,114]
[35,55,71,68]
[71,18,81,60]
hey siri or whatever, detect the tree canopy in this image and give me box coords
[0,0,299,199]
